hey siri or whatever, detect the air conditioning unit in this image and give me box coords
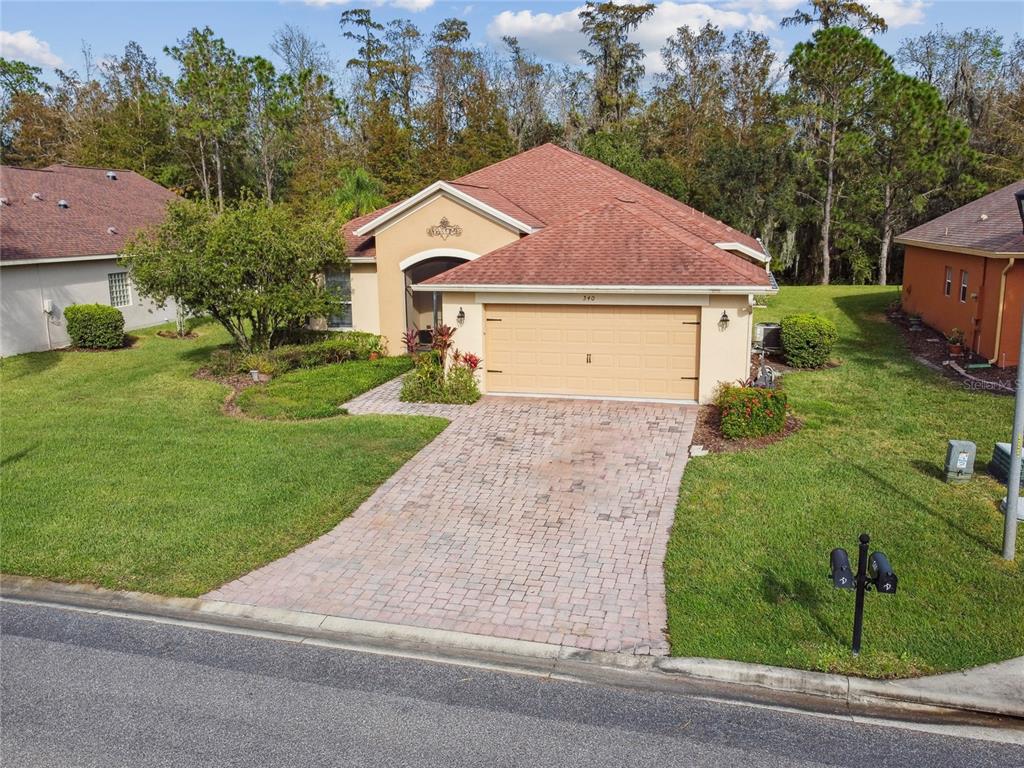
[755,322,782,353]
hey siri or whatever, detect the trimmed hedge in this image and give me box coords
[206,332,386,377]
[64,304,125,349]
[717,385,787,439]
[781,313,838,368]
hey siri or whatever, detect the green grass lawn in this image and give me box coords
[0,323,446,596]
[237,357,414,420]
[666,285,1023,678]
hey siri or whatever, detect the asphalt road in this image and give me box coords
[1,601,1021,768]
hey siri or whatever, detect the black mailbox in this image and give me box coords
[868,551,897,594]
[830,548,854,589]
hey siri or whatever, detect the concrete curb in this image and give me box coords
[4,575,1021,722]
[656,658,1024,720]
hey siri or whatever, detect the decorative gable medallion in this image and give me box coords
[427,217,463,240]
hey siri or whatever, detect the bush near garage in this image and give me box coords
[716,385,788,439]
[781,313,838,368]
[64,304,125,349]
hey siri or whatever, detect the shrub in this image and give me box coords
[203,331,387,377]
[716,385,787,439]
[296,332,384,367]
[781,313,838,368]
[400,327,481,405]
[64,304,125,349]
[239,352,292,378]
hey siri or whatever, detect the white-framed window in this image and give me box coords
[944,267,952,297]
[326,268,352,329]
[108,272,131,308]
[960,270,969,303]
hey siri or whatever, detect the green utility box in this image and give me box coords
[945,440,976,484]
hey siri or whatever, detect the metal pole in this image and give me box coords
[852,533,869,656]
[1003,309,1024,561]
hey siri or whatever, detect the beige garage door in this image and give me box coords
[484,304,700,400]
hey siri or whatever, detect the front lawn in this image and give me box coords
[237,356,414,419]
[0,324,446,596]
[666,285,1023,678]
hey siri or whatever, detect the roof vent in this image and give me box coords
[31,192,42,201]
[979,213,989,221]
[107,226,118,235]
[57,199,69,209]
[106,171,118,181]
[0,197,8,206]
[1016,189,1024,234]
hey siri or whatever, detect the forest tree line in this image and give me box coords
[1,0,1021,285]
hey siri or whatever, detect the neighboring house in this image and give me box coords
[898,181,1024,367]
[0,165,178,356]
[342,143,776,403]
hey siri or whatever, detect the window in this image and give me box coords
[944,267,952,297]
[960,270,969,303]
[326,268,352,329]
[108,272,131,307]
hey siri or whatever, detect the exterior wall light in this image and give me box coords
[719,310,730,329]
[457,307,466,325]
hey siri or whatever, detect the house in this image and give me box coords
[341,143,776,403]
[898,181,1024,367]
[0,165,178,356]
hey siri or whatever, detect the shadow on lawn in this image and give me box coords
[852,462,998,556]
[758,568,844,643]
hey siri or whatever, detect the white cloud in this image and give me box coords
[866,0,928,28]
[302,0,435,9]
[0,29,63,68]
[487,2,777,72]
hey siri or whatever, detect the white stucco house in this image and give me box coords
[0,164,178,356]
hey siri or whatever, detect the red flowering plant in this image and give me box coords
[400,327,482,404]
[458,351,482,372]
[431,323,457,365]
[715,384,787,439]
[401,327,419,355]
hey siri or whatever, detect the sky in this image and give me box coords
[1,0,1021,84]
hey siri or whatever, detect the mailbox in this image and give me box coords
[830,548,854,589]
[868,551,898,594]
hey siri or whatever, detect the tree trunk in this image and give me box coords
[198,135,211,206]
[820,120,837,285]
[878,183,892,286]
[212,136,225,213]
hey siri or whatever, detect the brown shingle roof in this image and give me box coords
[0,165,177,262]
[341,144,770,289]
[896,180,1024,255]
[424,200,771,289]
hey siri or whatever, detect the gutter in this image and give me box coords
[412,283,778,295]
[989,257,1015,365]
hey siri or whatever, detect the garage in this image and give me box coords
[483,304,701,401]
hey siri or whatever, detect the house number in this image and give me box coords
[582,295,596,302]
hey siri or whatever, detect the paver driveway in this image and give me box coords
[206,379,697,655]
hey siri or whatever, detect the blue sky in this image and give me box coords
[1,1,1021,83]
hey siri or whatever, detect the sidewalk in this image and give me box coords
[2,575,1021,722]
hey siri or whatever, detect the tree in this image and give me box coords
[578,1,655,128]
[0,57,47,150]
[865,73,969,284]
[245,56,302,203]
[271,24,333,78]
[328,166,387,220]
[123,198,346,351]
[418,18,476,178]
[497,37,552,152]
[165,27,250,211]
[788,27,891,284]
[782,0,887,33]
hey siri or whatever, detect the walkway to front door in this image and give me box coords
[206,380,697,655]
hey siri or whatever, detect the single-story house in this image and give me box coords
[898,180,1024,367]
[0,164,178,356]
[342,143,777,403]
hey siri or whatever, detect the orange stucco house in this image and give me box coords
[898,181,1024,367]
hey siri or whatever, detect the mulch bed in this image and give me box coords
[691,405,802,454]
[157,330,199,340]
[887,308,1016,395]
[194,368,263,417]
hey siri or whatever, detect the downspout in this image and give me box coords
[989,257,1015,365]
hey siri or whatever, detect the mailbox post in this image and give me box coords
[828,532,897,656]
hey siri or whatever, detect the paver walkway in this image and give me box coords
[207,379,697,655]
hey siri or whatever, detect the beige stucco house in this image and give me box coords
[340,144,777,404]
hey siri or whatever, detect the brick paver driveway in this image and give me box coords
[206,379,697,655]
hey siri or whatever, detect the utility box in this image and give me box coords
[989,442,1024,483]
[945,440,976,484]
[755,322,782,353]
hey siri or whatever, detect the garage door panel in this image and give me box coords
[485,304,701,401]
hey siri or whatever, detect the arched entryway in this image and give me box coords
[401,248,478,341]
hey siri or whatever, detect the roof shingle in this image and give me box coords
[896,180,1024,255]
[1,165,177,262]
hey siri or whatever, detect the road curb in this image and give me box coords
[3,575,1021,721]
[655,658,1024,720]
